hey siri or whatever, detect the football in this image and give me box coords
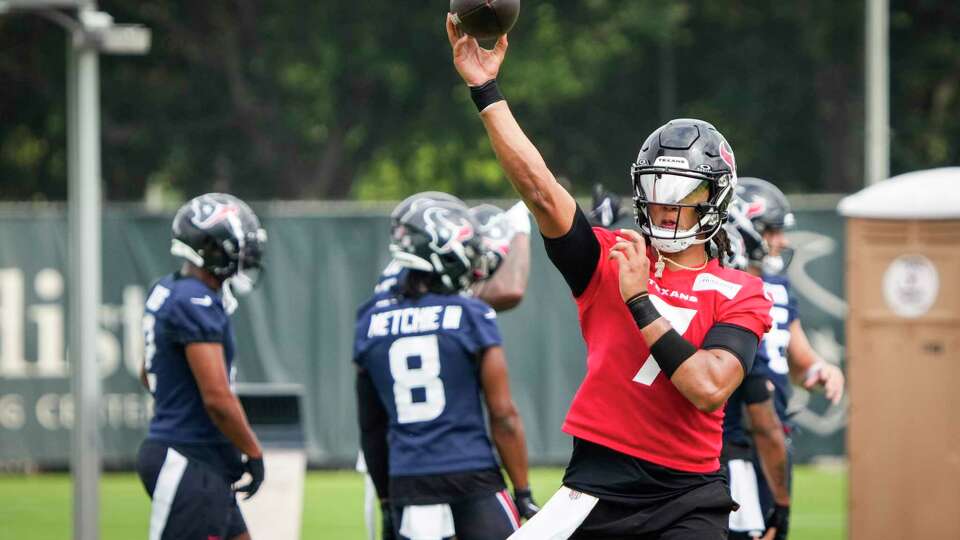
[450,0,520,41]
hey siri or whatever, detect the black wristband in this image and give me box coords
[626,293,660,329]
[470,79,504,112]
[649,328,698,379]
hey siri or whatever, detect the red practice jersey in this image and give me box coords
[562,227,773,473]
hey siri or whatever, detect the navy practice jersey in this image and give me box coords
[757,274,798,424]
[143,273,236,444]
[354,290,502,477]
[374,259,406,294]
[723,274,799,445]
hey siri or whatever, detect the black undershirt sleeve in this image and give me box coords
[702,323,760,375]
[543,205,602,298]
[355,370,390,499]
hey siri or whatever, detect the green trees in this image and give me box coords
[0,1,956,201]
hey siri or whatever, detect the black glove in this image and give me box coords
[234,455,265,500]
[380,500,397,540]
[513,487,540,520]
[589,183,622,229]
[765,504,790,540]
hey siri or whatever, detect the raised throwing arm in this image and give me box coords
[446,15,577,239]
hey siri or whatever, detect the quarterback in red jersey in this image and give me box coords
[447,17,772,539]
[566,226,772,474]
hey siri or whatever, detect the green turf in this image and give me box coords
[0,466,845,539]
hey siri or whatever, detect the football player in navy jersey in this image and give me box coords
[355,199,537,540]
[363,193,533,537]
[724,178,846,539]
[720,208,792,540]
[136,193,267,540]
[468,201,531,308]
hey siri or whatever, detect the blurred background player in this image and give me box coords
[468,201,531,309]
[136,193,268,540]
[362,192,533,537]
[720,208,792,540]
[354,198,537,540]
[724,178,847,539]
[587,183,632,231]
[447,16,774,537]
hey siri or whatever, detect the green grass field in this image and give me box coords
[0,465,845,539]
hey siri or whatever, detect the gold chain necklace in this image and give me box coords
[654,250,709,278]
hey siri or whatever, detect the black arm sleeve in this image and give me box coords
[356,370,390,499]
[741,373,772,405]
[702,323,760,375]
[543,205,602,297]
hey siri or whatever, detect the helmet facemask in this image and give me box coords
[758,230,795,275]
[389,240,482,294]
[631,160,734,254]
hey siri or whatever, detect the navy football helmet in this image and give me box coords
[735,177,795,274]
[171,193,267,293]
[391,191,465,229]
[390,198,485,294]
[630,119,738,253]
[736,177,796,232]
[470,203,514,279]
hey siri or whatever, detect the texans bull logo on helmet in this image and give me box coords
[190,198,241,231]
[424,206,476,254]
[719,140,737,175]
[744,197,768,220]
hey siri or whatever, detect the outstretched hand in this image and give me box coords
[446,13,508,87]
[803,362,845,405]
[609,229,651,301]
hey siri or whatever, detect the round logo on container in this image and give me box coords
[882,254,939,318]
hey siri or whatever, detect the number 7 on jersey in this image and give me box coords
[632,296,697,386]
